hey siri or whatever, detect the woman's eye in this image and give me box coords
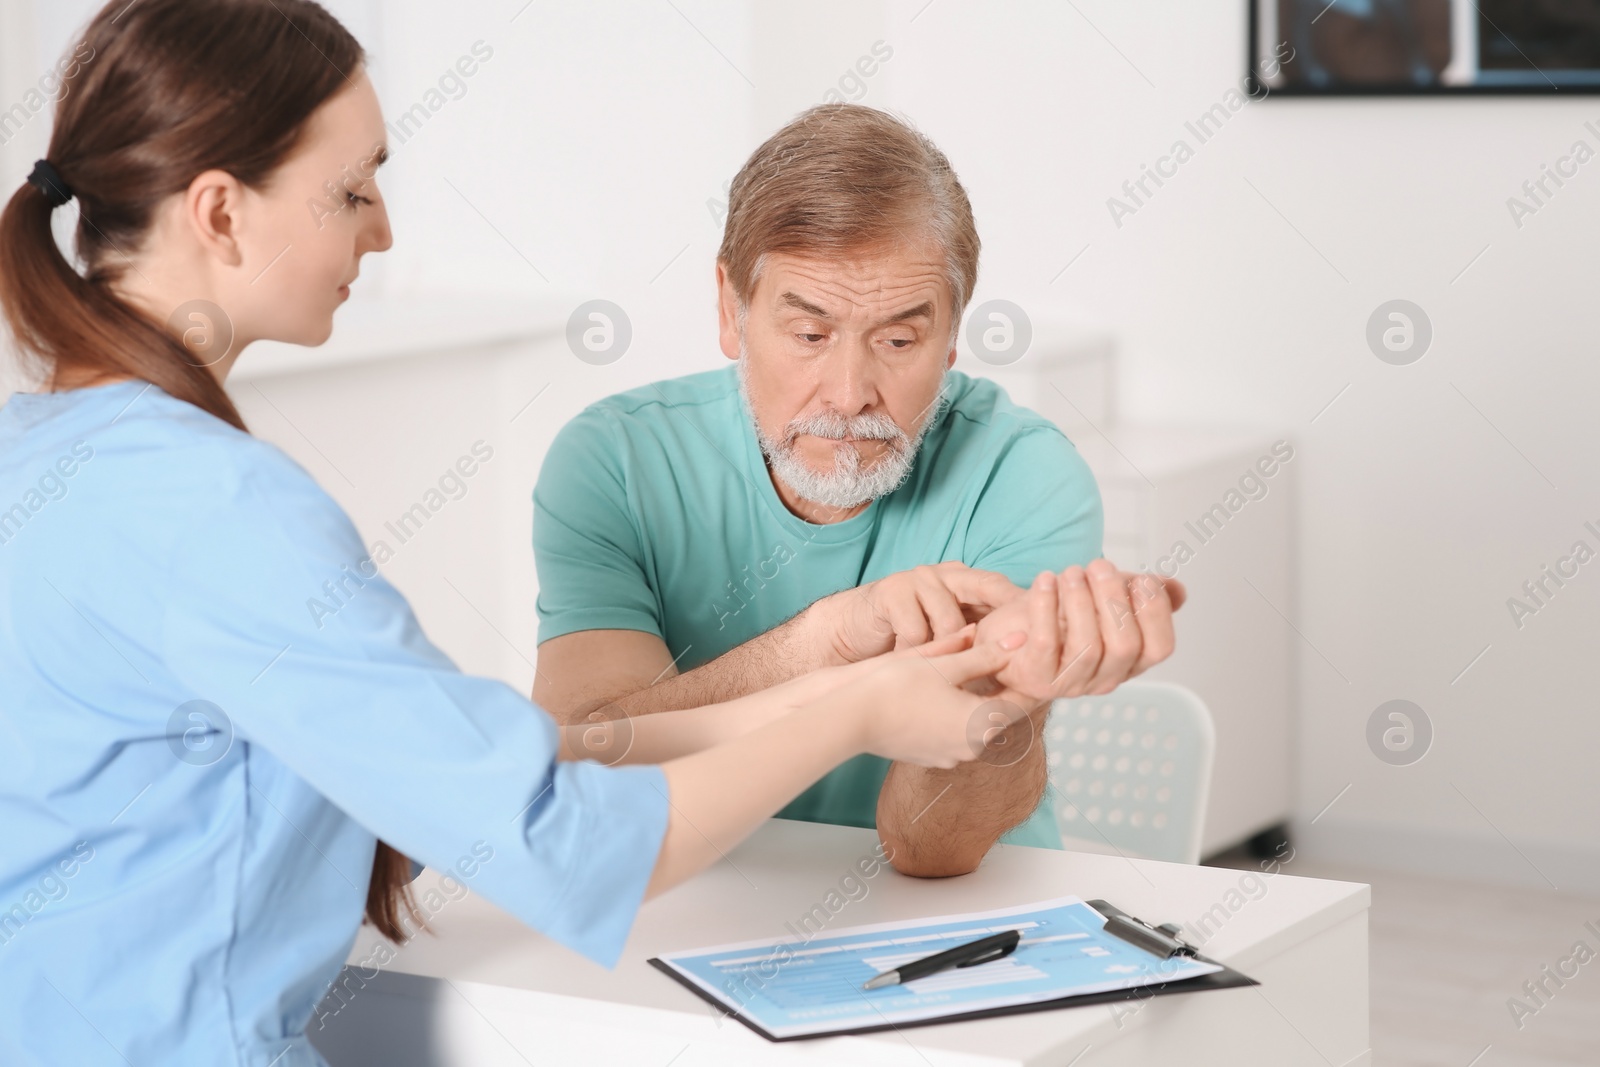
[798,333,824,343]
[346,192,374,209]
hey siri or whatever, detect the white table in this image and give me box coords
[311,820,1369,1066]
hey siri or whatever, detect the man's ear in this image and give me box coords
[946,300,960,369]
[715,261,741,362]
[184,168,247,268]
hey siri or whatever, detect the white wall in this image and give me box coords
[870,0,1600,887]
[6,0,1597,887]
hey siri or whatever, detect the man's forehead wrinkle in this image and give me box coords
[773,265,947,316]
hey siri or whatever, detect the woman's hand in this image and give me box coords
[812,625,1030,770]
[644,621,1027,898]
[745,625,984,708]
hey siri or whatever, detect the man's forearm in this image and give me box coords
[607,606,834,716]
[874,708,1050,877]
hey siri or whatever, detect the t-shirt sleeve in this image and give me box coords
[532,407,662,644]
[966,427,1105,585]
[159,445,668,968]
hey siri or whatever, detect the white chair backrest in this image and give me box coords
[1044,681,1215,864]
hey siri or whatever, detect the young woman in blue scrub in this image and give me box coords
[0,2,1051,1065]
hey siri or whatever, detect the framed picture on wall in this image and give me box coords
[1250,0,1600,94]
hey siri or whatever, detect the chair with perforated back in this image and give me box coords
[1043,681,1215,864]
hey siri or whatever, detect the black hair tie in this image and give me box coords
[27,159,74,208]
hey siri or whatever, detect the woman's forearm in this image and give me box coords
[555,685,804,765]
[643,697,865,897]
[556,659,864,766]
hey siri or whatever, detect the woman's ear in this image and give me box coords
[184,169,248,268]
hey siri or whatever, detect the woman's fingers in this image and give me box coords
[928,632,1020,688]
[899,623,976,659]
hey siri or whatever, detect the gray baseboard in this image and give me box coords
[1292,817,1600,897]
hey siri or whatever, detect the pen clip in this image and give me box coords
[955,938,1019,968]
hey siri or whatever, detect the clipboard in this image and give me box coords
[648,896,1258,1042]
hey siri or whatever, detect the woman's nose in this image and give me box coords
[365,202,394,254]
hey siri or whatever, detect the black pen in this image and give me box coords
[862,929,1022,990]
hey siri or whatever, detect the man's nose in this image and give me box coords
[813,338,878,416]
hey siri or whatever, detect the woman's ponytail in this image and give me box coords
[0,175,247,429]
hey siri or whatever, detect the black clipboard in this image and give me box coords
[647,898,1258,1042]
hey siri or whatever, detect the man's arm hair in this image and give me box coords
[533,575,1053,881]
[875,705,1050,877]
[532,607,828,724]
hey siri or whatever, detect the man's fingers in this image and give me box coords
[881,585,934,650]
[1122,571,1184,614]
[938,561,1026,613]
[1164,577,1187,612]
[984,573,1053,695]
[916,570,971,640]
[1023,570,1061,683]
[1119,571,1177,674]
[1084,559,1141,694]
[1055,565,1102,694]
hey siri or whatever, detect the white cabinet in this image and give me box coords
[1080,426,1295,855]
[963,324,1295,856]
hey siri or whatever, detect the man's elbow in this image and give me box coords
[878,830,993,878]
[539,693,625,728]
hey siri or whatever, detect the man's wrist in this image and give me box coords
[798,594,852,669]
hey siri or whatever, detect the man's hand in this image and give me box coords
[975,561,1184,706]
[811,561,1025,666]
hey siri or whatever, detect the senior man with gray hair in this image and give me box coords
[531,104,1183,877]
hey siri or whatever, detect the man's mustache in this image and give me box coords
[783,412,906,448]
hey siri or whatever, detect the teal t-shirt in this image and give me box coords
[533,365,1104,848]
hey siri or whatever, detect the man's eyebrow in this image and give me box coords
[882,301,935,326]
[779,292,831,318]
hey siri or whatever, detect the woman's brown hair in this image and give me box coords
[0,0,421,941]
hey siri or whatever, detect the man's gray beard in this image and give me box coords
[736,344,948,511]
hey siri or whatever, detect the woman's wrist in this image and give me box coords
[795,678,874,762]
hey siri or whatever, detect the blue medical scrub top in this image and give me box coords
[0,379,669,1067]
